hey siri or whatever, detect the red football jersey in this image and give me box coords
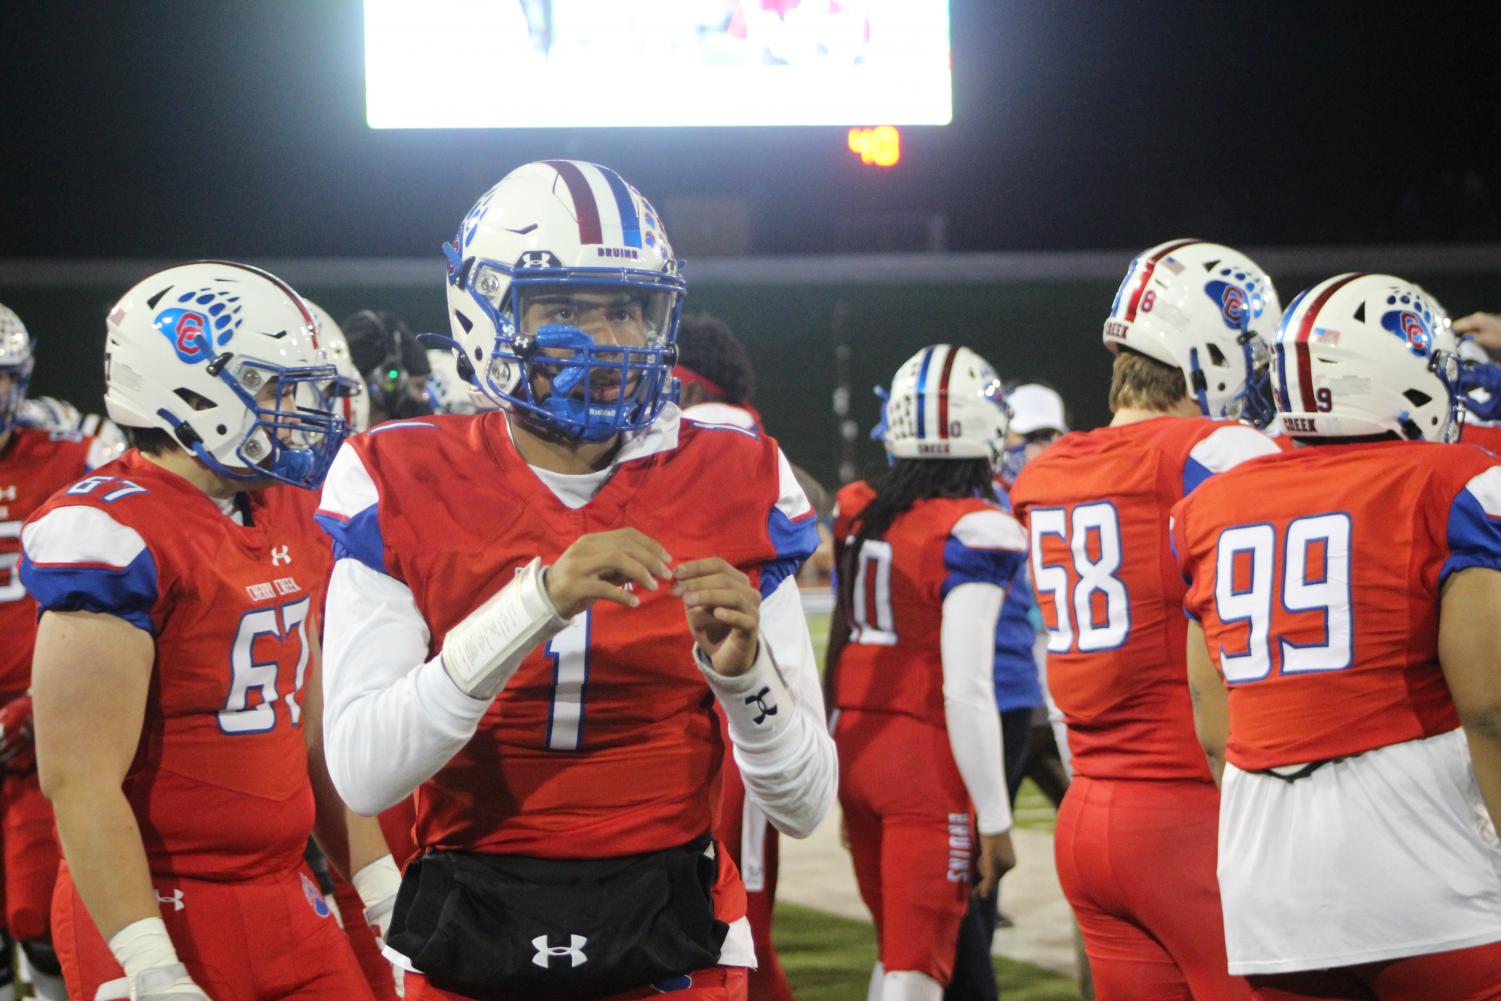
[20,450,332,881]
[1009,416,1279,781]
[830,482,1026,724]
[0,427,105,699]
[317,412,818,859]
[1460,417,1501,454]
[1172,441,1501,771]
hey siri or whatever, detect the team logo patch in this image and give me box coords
[516,250,562,269]
[154,286,244,362]
[299,872,332,918]
[1205,279,1250,330]
[1380,309,1432,356]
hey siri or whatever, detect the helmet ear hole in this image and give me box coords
[1404,389,1432,408]
[1206,343,1227,367]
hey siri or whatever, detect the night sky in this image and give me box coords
[4,1,1500,259]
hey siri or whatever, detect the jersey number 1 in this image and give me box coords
[544,612,591,751]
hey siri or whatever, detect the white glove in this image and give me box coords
[130,964,211,1001]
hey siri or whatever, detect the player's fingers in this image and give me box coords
[672,558,747,585]
[605,528,672,568]
[576,579,642,610]
[710,607,758,633]
[673,570,755,598]
[590,535,673,580]
[680,585,757,613]
[590,550,664,591]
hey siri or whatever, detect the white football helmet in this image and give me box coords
[104,261,346,487]
[1103,240,1281,423]
[882,344,1009,470]
[305,300,370,433]
[1271,273,1460,442]
[0,303,35,436]
[443,160,684,442]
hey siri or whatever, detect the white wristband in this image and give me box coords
[107,916,181,981]
[441,557,568,699]
[352,853,402,909]
[696,640,796,751]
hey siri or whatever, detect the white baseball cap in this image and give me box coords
[1008,383,1068,435]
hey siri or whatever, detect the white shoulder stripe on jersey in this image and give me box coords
[1189,424,1280,473]
[318,444,381,521]
[21,506,147,568]
[952,508,1027,551]
[1463,465,1501,519]
[774,449,814,522]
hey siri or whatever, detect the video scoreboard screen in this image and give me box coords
[365,0,952,129]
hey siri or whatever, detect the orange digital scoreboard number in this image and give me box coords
[848,126,901,168]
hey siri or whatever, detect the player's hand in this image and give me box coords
[674,558,760,676]
[0,694,35,772]
[1455,311,1501,351]
[1458,361,1501,420]
[974,830,1016,901]
[130,963,212,1000]
[546,529,673,619]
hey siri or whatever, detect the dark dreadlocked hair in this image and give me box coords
[838,458,997,606]
[676,313,755,404]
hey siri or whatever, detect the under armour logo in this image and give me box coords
[532,934,588,969]
[271,545,291,566]
[744,687,778,725]
[518,250,562,269]
[0,485,15,501]
[155,889,185,912]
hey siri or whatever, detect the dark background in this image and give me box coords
[5,2,1501,481]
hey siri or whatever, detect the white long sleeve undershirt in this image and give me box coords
[941,582,1011,834]
[321,558,837,838]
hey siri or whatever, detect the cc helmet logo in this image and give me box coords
[1380,309,1432,356]
[1205,280,1249,331]
[531,934,588,969]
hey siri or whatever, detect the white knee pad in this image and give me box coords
[881,969,942,1001]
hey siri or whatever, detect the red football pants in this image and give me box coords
[1055,774,1248,1001]
[1246,938,1501,1001]
[0,768,59,941]
[837,710,972,986]
[330,873,399,1001]
[713,710,793,1001]
[404,965,749,1000]
[52,862,377,1001]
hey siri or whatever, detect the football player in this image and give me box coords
[827,344,1023,1001]
[1174,274,1501,1000]
[0,303,112,1001]
[315,160,836,1001]
[1009,240,1283,1000]
[20,261,385,1001]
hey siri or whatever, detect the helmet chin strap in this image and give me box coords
[1187,347,1212,416]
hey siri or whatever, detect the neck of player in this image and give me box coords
[142,446,257,499]
[508,418,623,475]
[1110,396,1202,426]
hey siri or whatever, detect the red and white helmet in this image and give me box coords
[1272,273,1460,442]
[305,300,370,433]
[881,344,1009,470]
[1103,239,1281,421]
[104,261,346,487]
[443,160,684,442]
